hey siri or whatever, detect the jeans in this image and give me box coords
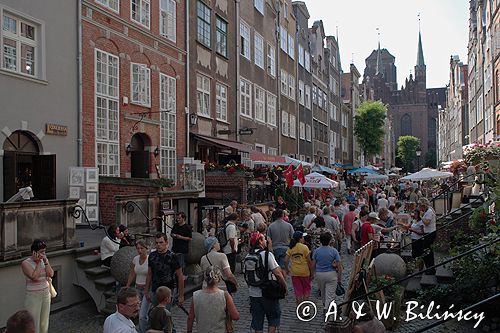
[25,288,51,333]
[273,247,288,270]
[226,252,237,273]
[423,233,436,274]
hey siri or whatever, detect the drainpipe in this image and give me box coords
[77,0,83,166]
[235,0,240,143]
[185,0,190,157]
[276,4,282,155]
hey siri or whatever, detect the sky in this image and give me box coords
[304,0,470,88]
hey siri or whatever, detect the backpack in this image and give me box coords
[243,248,267,287]
[216,222,230,249]
[354,220,362,242]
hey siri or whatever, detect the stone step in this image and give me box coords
[76,254,102,268]
[103,290,116,298]
[420,274,438,288]
[94,276,116,290]
[84,266,110,279]
[400,249,412,258]
[405,276,422,293]
[436,266,454,283]
[459,203,472,211]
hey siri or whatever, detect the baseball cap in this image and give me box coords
[249,232,264,247]
[293,231,307,239]
[368,212,380,220]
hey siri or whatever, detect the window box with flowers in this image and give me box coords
[464,142,500,166]
[205,162,250,175]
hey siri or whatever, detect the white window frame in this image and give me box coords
[196,73,210,117]
[288,74,295,101]
[288,34,294,59]
[216,16,228,57]
[280,69,288,95]
[267,92,277,126]
[267,147,278,156]
[240,77,252,118]
[305,85,311,109]
[95,49,120,177]
[267,43,276,77]
[96,0,120,13]
[1,11,41,78]
[298,44,304,66]
[216,82,227,121]
[281,111,289,136]
[280,26,287,51]
[255,143,266,153]
[159,73,177,182]
[254,0,264,15]
[306,124,312,142]
[131,0,150,29]
[333,103,338,121]
[254,32,264,69]
[304,50,310,72]
[130,63,151,106]
[336,133,340,148]
[298,80,304,105]
[160,0,176,42]
[299,122,305,140]
[312,85,317,105]
[329,102,334,120]
[289,114,296,138]
[254,85,266,123]
[240,20,251,60]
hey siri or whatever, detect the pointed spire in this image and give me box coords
[375,28,382,76]
[416,14,425,67]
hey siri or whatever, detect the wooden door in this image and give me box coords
[32,154,56,200]
[3,151,17,200]
[131,151,149,178]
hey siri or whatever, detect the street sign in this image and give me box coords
[238,128,254,135]
[217,129,232,135]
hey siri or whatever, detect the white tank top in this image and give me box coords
[133,255,149,285]
[24,257,49,291]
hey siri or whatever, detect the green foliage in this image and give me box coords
[275,186,304,213]
[396,136,420,172]
[353,100,387,158]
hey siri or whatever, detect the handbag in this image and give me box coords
[336,282,345,296]
[260,251,285,300]
[205,254,237,293]
[48,277,57,298]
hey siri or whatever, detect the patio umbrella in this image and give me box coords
[400,168,453,181]
[311,164,339,174]
[293,172,338,188]
[365,173,389,182]
[347,167,379,175]
[284,156,313,167]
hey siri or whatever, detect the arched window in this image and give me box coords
[401,114,412,136]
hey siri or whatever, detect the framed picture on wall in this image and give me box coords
[86,183,98,192]
[69,167,85,186]
[86,193,97,205]
[74,199,86,224]
[69,187,80,199]
[86,206,98,222]
[86,168,99,183]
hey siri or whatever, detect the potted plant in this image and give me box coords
[369,275,404,329]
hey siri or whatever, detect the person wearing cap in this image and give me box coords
[200,237,238,291]
[419,197,437,274]
[284,231,313,306]
[247,232,287,333]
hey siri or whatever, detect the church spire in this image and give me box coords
[375,28,382,76]
[416,15,425,67]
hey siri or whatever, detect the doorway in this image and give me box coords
[130,133,150,178]
[3,131,56,200]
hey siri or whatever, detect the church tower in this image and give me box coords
[414,26,427,103]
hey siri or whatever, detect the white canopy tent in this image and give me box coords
[400,168,453,181]
[293,172,338,189]
[284,156,313,167]
[364,173,389,182]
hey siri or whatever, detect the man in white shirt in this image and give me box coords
[223,213,239,273]
[104,287,140,333]
[302,206,317,229]
[419,198,437,274]
[225,200,238,215]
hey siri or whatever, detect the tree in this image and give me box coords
[397,136,420,172]
[353,101,387,163]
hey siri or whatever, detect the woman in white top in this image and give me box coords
[100,225,120,267]
[21,239,54,333]
[126,240,149,333]
[407,210,425,260]
[200,237,238,290]
[187,266,240,333]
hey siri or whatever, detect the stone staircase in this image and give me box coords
[73,248,203,315]
[404,264,455,295]
[73,250,117,314]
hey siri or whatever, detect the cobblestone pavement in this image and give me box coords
[49,242,480,333]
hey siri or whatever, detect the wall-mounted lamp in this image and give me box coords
[189,113,198,127]
[154,146,159,157]
[126,144,132,155]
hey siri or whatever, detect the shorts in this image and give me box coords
[291,276,312,298]
[273,248,287,270]
[250,296,281,330]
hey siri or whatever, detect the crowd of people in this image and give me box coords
[8,179,439,333]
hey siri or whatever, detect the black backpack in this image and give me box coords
[243,248,267,287]
[216,222,230,249]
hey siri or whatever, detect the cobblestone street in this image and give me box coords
[49,244,478,333]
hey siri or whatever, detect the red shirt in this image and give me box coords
[343,211,357,235]
[361,222,374,246]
